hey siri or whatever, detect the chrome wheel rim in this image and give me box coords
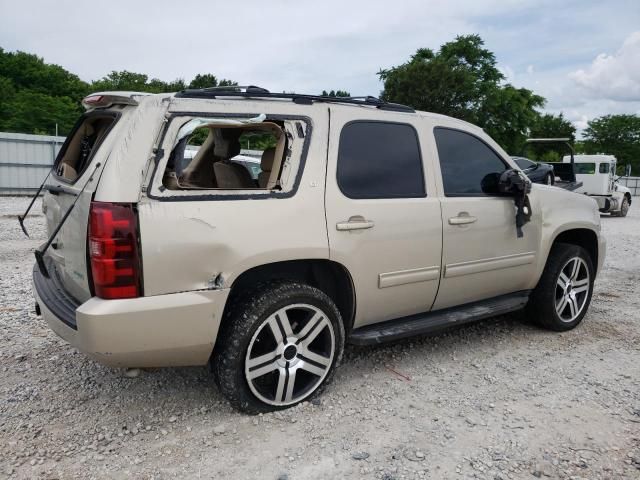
[555,257,590,322]
[245,303,335,406]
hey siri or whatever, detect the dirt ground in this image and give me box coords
[0,196,638,480]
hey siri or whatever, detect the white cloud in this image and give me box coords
[499,65,516,83]
[526,65,534,74]
[569,31,640,102]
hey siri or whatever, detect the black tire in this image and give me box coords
[213,281,345,413]
[616,197,630,217]
[546,173,554,186]
[526,243,594,331]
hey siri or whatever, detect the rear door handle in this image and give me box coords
[448,213,477,225]
[336,216,375,231]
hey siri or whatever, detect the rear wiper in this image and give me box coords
[34,163,101,278]
[18,164,57,238]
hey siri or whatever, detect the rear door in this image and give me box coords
[431,126,541,310]
[325,108,442,328]
[41,111,121,302]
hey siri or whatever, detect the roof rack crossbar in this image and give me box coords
[175,87,415,113]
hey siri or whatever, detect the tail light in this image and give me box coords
[88,202,142,299]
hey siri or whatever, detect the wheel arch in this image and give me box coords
[551,228,599,273]
[225,259,357,333]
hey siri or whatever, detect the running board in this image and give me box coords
[348,291,530,345]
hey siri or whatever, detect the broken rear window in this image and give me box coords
[54,113,118,183]
[159,116,304,194]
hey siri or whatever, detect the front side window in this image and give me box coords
[599,163,610,174]
[337,121,425,199]
[434,128,508,196]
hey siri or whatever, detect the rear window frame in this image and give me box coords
[147,112,313,202]
[52,110,120,185]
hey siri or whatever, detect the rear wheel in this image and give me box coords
[213,281,345,413]
[545,172,554,185]
[526,243,594,331]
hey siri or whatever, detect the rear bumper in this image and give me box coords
[32,265,229,368]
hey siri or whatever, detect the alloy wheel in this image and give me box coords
[555,257,590,322]
[244,303,335,406]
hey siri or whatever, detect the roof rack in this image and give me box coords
[174,85,415,113]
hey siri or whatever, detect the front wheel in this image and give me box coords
[615,197,630,217]
[526,243,594,331]
[213,282,345,413]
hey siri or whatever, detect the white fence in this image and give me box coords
[618,176,640,196]
[0,132,65,194]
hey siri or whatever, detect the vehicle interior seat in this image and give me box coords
[258,147,275,188]
[213,133,255,188]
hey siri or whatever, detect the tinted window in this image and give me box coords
[434,128,507,196]
[337,121,425,199]
[599,163,610,174]
[574,163,596,174]
[514,157,534,169]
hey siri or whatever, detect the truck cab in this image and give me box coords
[563,154,632,216]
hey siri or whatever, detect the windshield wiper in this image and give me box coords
[34,162,101,278]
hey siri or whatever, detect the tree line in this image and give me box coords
[1,37,638,173]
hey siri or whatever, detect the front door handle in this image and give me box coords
[448,212,477,225]
[336,215,375,231]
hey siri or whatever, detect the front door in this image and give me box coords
[325,107,442,328]
[431,126,541,310]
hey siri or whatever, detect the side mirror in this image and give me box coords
[498,169,531,196]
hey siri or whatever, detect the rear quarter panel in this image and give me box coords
[137,105,330,296]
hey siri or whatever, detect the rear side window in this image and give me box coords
[575,163,596,174]
[434,127,507,196]
[599,163,610,174]
[337,121,425,199]
[54,113,118,183]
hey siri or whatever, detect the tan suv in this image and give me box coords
[25,86,605,413]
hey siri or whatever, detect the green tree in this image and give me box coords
[0,90,80,134]
[90,70,186,93]
[525,113,576,161]
[321,90,350,97]
[582,114,640,174]
[0,48,87,135]
[378,35,545,153]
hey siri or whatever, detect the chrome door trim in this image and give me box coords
[444,252,536,278]
[379,265,441,288]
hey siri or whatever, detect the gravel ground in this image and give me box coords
[0,196,639,480]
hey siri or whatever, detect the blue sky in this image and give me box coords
[1,0,639,132]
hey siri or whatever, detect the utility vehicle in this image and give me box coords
[23,87,605,412]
